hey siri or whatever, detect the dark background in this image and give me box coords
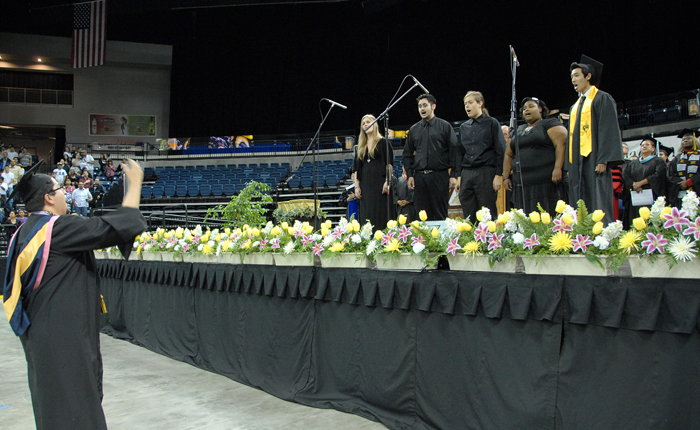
[2,0,699,137]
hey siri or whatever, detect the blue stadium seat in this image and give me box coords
[222,184,236,196]
[199,184,212,197]
[187,184,200,197]
[141,186,152,199]
[175,185,188,197]
[211,184,224,196]
[164,186,176,198]
[288,177,301,188]
[152,186,164,198]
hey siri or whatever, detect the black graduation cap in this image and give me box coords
[658,143,674,157]
[571,55,604,87]
[676,128,700,139]
[7,160,53,202]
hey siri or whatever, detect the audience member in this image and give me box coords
[18,146,33,168]
[668,129,700,208]
[53,161,67,184]
[6,145,18,161]
[90,178,106,210]
[17,209,27,224]
[623,136,667,227]
[393,167,416,222]
[4,210,19,236]
[2,165,16,190]
[402,94,460,221]
[71,181,93,217]
[64,179,75,212]
[79,170,94,189]
[0,152,11,169]
[9,158,24,183]
[104,159,116,179]
[79,149,96,173]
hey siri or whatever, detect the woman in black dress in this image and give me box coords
[502,97,567,213]
[623,136,667,226]
[354,114,395,229]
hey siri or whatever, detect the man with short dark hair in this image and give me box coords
[402,94,460,220]
[566,55,623,224]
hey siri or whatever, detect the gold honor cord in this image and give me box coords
[569,85,599,163]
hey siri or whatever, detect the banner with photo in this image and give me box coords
[90,114,156,136]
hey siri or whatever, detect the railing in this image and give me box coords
[0,87,73,106]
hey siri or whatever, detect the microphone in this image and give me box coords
[411,75,429,94]
[510,45,520,67]
[323,98,347,110]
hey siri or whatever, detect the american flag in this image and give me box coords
[71,1,106,68]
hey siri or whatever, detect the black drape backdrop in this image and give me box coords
[98,260,700,430]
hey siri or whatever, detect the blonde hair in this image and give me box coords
[357,114,383,160]
[463,91,490,116]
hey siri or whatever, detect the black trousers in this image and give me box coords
[413,170,450,221]
[459,165,498,222]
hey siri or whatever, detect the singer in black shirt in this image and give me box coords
[456,91,506,222]
[402,94,460,221]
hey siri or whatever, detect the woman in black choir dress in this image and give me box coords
[354,114,395,229]
[623,136,668,226]
[502,97,568,213]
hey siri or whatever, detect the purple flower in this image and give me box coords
[683,218,700,241]
[663,207,691,232]
[312,243,324,256]
[446,238,461,256]
[552,218,573,233]
[474,222,492,243]
[572,234,593,253]
[488,233,504,251]
[523,233,540,250]
[397,225,413,243]
[641,232,668,254]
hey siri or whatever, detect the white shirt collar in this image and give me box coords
[580,87,593,98]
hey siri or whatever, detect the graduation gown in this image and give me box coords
[14,208,146,430]
[566,89,624,225]
[667,149,700,208]
[623,157,667,225]
[393,176,416,222]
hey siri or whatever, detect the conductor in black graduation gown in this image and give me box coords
[3,159,147,430]
[623,136,668,226]
[566,55,624,224]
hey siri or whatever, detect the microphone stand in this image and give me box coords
[509,46,526,210]
[365,79,423,228]
[292,102,337,230]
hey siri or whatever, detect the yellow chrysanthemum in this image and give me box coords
[385,239,400,252]
[618,231,641,254]
[242,240,252,250]
[329,242,345,252]
[419,210,428,221]
[549,232,573,252]
[202,244,213,255]
[463,241,481,256]
[135,234,141,242]
[398,214,407,225]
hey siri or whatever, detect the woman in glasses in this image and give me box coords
[502,97,567,213]
[623,136,668,227]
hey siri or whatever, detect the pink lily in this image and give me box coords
[300,234,313,249]
[270,238,280,249]
[552,218,573,233]
[488,233,504,251]
[523,233,540,250]
[683,217,700,241]
[411,236,425,246]
[446,238,461,256]
[381,231,396,246]
[312,243,324,256]
[663,207,691,232]
[474,223,492,243]
[397,225,413,243]
[572,234,593,253]
[641,232,668,254]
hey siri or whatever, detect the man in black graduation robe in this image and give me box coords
[566,56,624,225]
[668,129,700,208]
[4,159,146,430]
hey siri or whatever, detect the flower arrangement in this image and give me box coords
[367,211,446,268]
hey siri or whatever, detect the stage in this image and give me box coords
[98,260,700,430]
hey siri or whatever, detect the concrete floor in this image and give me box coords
[0,323,387,430]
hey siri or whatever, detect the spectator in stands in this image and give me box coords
[6,145,18,161]
[53,161,67,184]
[394,167,416,222]
[63,145,73,159]
[64,179,75,211]
[17,209,27,224]
[624,136,667,227]
[668,129,700,208]
[402,94,460,221]
[9,158,24,183]
[99,154,109,174]
[354,114,395,229]
[4,210,19,236]
[70,156,82,175]
[2,165,16,190]
[456,91,506,221]
[62,153,72,170]
[71,181,93,217]
[502,97,567,213]
[0,151,11,170]
[79,170,94,189]
[79,149,96,173]
[18,146,32,168]
[90,178,106,210]
[67,169,79,184]
[104,159,116,179]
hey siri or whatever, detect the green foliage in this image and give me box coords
[272,206,327,224]
[206,181,272,228]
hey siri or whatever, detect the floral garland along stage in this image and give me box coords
[101,194,700,276]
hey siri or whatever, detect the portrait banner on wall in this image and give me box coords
[90,114,156,136]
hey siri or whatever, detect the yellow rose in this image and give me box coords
[411,220,421,229]
[497,214,506,224]
[562,214,574,225]
[529,211,541,224]
[456,222,466,232]
[374,230,384,240]
[431,227,439,238]
[639,207,651,220]
[661,207,672,217]
[201,235,210,243]
[271,226,281,236]
[287,227,296,236]
[387,220,398,229]
[329,242,345,252]
[591,210,605,222]
[633,217,646,230]
[555,200,567,213]
[235,228,242,236]
[419,210,428,221]
[541,213,552,224]
[186,234,193,242]
[476,210,483,222]
[321,227,329,237]
[398,214,407,225]
[281,222,288,230]
[324,220,333,229]
[487,221,497,233]
[592,222,603,235]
